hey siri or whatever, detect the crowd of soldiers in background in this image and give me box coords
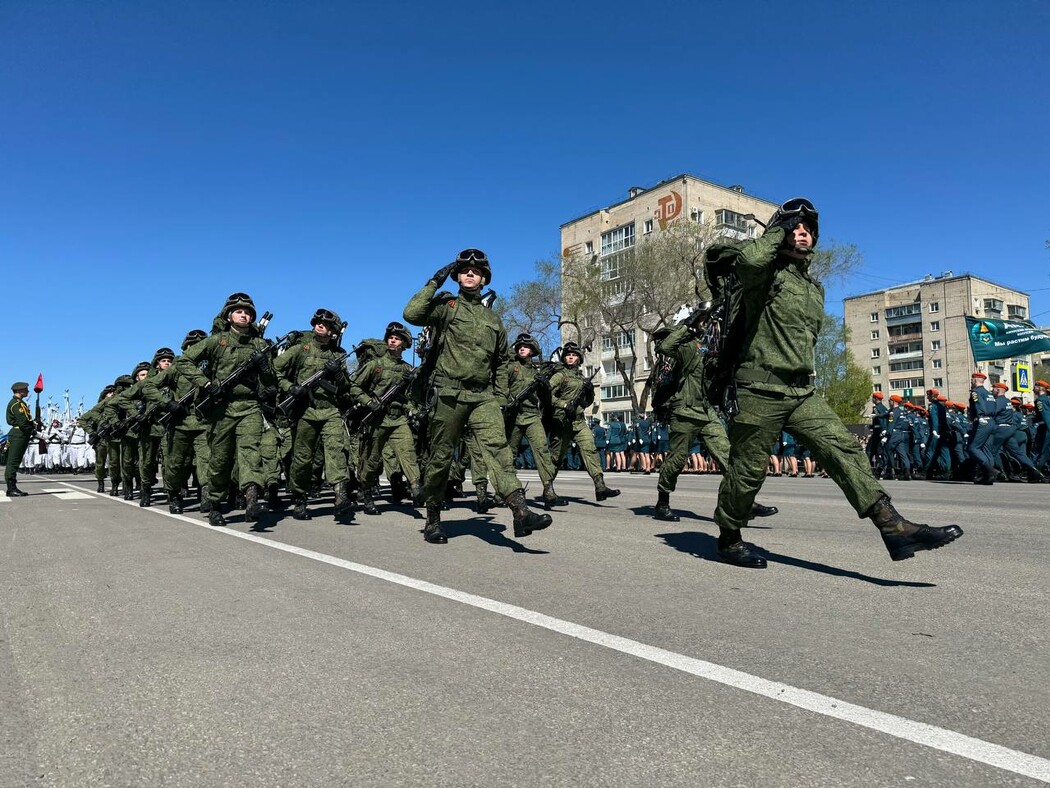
[865,379,1050,484]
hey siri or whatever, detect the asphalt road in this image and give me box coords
[2,470,1048,787]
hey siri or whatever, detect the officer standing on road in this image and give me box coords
[4,382,35,497]
[403,249,553,544]
[708,197,962,568]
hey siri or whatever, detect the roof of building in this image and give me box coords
[560,173,779,229]
[844,272,1030,301]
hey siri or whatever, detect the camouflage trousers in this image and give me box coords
[658,408,730,494]
[360,421,420,488]
[550,417,603,481]
[508,415,555,485]
[423,393,521,505]
[205,405,264,504]
[164,427,210,493]
[289,415,348,495]
[715,386,885,531]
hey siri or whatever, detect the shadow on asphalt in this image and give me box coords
[440,517,550,554]
[655,531,936,587]
[628,504,717,524]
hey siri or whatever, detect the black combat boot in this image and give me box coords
[594,475,620,501]
[541,482,567,510]
[333,481,352,516]
[475,482,495,514]
[423,503,447,544]
[96,480,105,493]
[866,495,963,562]
[200,485,212,513]
[506,489,552,538]
[109,480,120,497]
[409,482,425,506]
[388,471,409,502]
[653,489,679,522]
[360,488,380,516]
[1027,469,1047,483]
[267,483,286,511]
[717,527,767,568]
[208,508,227,527]
[168,491,184,514]
[5,482,28,497]
[139,485,152,507]
[244,483,263,522]
[123,479,134,501]
[749,502,779,519]
[292,496,312,520]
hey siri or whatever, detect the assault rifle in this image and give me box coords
[502,361,557,427]
[275,344,361,420]
[194,332,294,418]
[560,368,599,423]
[156,388,195,429]
[345,365,420,436]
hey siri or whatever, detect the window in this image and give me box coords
[889,377,925,390]
[932,359,943,369]
[600,224,635,256]
[870,330,880,340]
[889,360,924,372]
[585,365,596,377]
[888,341,922,355]
[873,384,882,393]
[871,348,881,358]
[602,330,633,351]
[715,209,749,232]
[643,219,654,235]
[929,302,939,313]
[931,340,942,350]
[930,321,940,332]
[871,366,881,375]
[933,377,943,388]
[584,241,594,254]
[1008,304,1027,320]
[600,255,625,282]
[885,303,922,319]
[983,298,1003,314]
[690,209,704,223]
[870,312,879,323]
[600,384,628,400]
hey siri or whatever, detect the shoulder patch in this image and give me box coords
[447,299,457,309]
[219,339,227,348]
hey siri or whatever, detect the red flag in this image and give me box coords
[34,374,44,393]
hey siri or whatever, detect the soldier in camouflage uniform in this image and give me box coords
[110,362,150,500]
[123,347,176,507]
[349,321,423,515]
[78,385,116,493]
[403,248,552,544]
[547,342,619,502]
[709,198,963,568]
[505,333,564,509]
[274,308,354,521]
[143,329,211,514]
[177,293,277,526]
[98,375,133,496]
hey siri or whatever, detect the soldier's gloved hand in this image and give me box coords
[324,357,346,375]
[166,401,184,416]
[258,386,278,403]
[289,384,305,399]
[368,398,384,413]
[431,261,458,286]
[201,381,219,398]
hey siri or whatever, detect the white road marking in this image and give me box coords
[41,487,93,500]
[60,481,1050,783]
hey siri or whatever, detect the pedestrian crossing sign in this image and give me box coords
[1015,363,1031,392]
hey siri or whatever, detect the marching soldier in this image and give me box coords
[177,293,277,525]
[548,342,620,502]
[143,330,211,513]
[504,332,564,509]
[708,197,961,568]
[403,248,552,544]
[77,385,115,492]
[967,372,999,485]
[4,382,35,497]
[348,320,423,516]
[1031,380,1050,472]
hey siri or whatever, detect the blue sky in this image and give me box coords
[3,0,1048,412]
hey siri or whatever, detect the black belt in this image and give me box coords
[736,368,812,388]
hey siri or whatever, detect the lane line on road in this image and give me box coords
[60,481,1050,783]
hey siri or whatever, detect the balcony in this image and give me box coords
[887,350,923,361]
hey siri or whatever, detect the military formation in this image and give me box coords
[6,200,976,569]
[865,377,1050,484]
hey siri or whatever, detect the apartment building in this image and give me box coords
[843,273,1034,404]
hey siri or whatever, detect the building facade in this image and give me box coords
[843,273,1037,405]
[558,174,779,425]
